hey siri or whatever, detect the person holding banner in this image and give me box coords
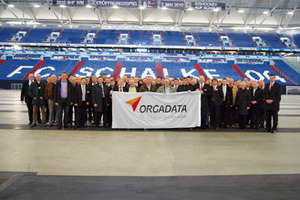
[210,78,223,131]
[177,77,194,92]
[157,79,176,94]
[139,76,157,92]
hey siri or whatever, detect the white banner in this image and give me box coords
[112,91,201,129]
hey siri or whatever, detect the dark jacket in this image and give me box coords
[177,84,194,92]
[139,84,157,92]
[45,82,55,100]
[86,83,92,104]
[221,85,233,107]
[20,80,32,103]
[250,87,263,110]
[74,84,88,107]
[211,85,223,106]
[54,80,73,105]
[92,83,109,112]
[195,83,212,109]
[236,89,251,115]
[263,82,281,111]
[28,81,46,106]
[113,85,129,92]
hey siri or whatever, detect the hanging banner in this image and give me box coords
[112,91,201,129]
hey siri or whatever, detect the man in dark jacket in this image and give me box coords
[74,78,88,129]
[139,76,157,92]
[28,74,46,127]
[263,74,282,133]
[220,78,233,128]
[92,76,109,128]
[250,81,263,129]
[21,73,35,125]
[236,82,251,129]
[210,78,223,131]
[177,77,194,92]
[195,76,212,129]
[54,72,73,129]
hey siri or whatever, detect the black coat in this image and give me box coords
[20,80,32,103]
[54,80,73,105]
[250,87,263,110]
[113,85,128,92]
[92,83,109,112]
[28,81,46,106]
[177,84,194,92]
[236,89,251,115]
[211,86,223,106]
[86,84,92,104]
[263,82,281,111]
[195,83,212,109]
[221,85,233,107]
[74,84,88,107]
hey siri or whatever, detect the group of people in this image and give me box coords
[20,72,281,133]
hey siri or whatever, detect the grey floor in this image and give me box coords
[0,90,300,199]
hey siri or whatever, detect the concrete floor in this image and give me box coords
[0,90,299,177]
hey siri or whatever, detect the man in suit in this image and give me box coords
[107,79,115,128]
[54,71,73,129]
[92,76,109,128]
[127,79,138,93]
[28,74,47,127]
[139,76,157,92]
[263,74,282,133]
[113,79,128,92]
[210,78,223,131]
[250,81,263,129]
[74,78,88,129]
[177,77,194,92]
[157,79,176,94]
[259,80,266,128]
[21,73,35,125]
[195,76,212,129]
[228,78,238,127]
[220,78,233,128]
[45,74,57,127]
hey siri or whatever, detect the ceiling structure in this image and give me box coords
[0,0,300,34]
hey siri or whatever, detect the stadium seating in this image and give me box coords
[226,33,256,47]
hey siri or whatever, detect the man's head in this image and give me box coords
[269,74,275,82]
[222,78,227,86]
[252,81,258,89]
[86,76,90,83]
[28,73,34,81]
[259,80,265,87]
[47,77,51,83]
[241,81,246,90]
[237,80,242,88]
[70,76,76,85]
[110,79,115,87]
[229,78,234,86]
[199,76,205,84]
[182,77,187,85]
[129,79,135,87]
[164,79,170,87]
[174,78,179,85]
[61,72,67,81]
[76,76,81,83]
[212,78,218,86]
[118,79,124,87]
[81,78,86,85]
[98,77,103,84]
[102,73,107,80]
[36,74,41,82]
[92,76,97,84]
[156,77,162,84]
[145,76,152,85]
[51,75,57,83]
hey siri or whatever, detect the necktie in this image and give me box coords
[212,86,215,101]
[223,86,226,101]
[201,84,203,90]
[253,89,255,97]
[120,87,122,92]
[269,83,272,91]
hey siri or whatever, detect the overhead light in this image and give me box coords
[187,7,193,11]
[86,4,93,8]
[213,8,220,12]
[26,21,40,25]
[8,4,14,8]
[60,5,67,8]
[288,11,294,15]
[112,5,118,9]
[6,21,23,25]
[263,11,269,14]
[233,26,253,30]
[33,4,40,8]
[139,5,146,9]
[238,9,244,13]
[255,27,275,31]
[161,6,167,10]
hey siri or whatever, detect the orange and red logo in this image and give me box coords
[125,96,142,112]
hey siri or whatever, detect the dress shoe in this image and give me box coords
[57,126,62,129]
[49,124,53,127]
[271,129,276,134]
[266,129,271,132]
[64,125,69,128]
[43,124,47,127]
[30,123,36,127]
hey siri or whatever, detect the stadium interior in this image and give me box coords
[0,0,300,199]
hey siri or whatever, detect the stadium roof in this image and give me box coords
[0,0,300,34]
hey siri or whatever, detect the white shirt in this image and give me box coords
[253,88,256,96]
[81,84,86,101]
[270,81,275,90]
[29,80,33,86]
[222,85,227,100]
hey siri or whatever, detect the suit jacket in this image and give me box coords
[211,86,223,106]
[250,87,263,110]
[236,89,251,115]
[74,84,88,107]
[221,85,233,107]
[263,82,281,111]
[54,80,73,105]
[45,82,55,100]
[20,80,32,103]
[92,83,109,112]
[86,83,92,104]
[139,84,157,92]
[113,85,129,92]
[28,81,46,106]
[195,83,212,109]
[157,85,176,93]
[177,84,194,92]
